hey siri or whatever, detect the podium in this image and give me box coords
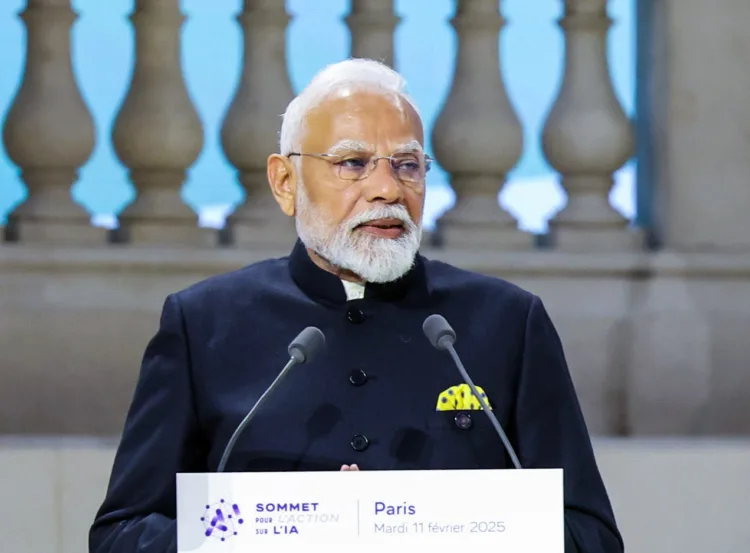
[176,468,564,552]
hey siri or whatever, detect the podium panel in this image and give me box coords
[177,468,563,552]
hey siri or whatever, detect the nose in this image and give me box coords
[362,158,404,203]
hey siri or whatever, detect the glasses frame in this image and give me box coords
[287,152,432,185]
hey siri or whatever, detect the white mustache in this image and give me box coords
[345,204,414,231]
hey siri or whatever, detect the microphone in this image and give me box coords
[422,314,522,470]
[216,326,326,472]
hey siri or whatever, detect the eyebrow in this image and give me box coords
[326,140,373,155]
[391,140,424,155]
[325,139,425,156]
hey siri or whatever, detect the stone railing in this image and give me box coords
[1,0,637,249]
[1,0,750,438]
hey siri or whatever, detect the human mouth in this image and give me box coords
[355,218,406,239]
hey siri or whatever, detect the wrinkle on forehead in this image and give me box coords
[301,89,424,154]
[335,86,410,117]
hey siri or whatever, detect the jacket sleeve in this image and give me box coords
[89,294,209,553]
[513,294,624,553]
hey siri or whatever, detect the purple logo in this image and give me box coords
[201,499,244,541]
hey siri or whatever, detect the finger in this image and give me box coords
[349,464,359,471]
[340,464,350,471]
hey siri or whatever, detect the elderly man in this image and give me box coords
[89,59,623,553]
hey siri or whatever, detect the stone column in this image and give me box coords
[345,0,400,67]
[111,0,207,246]
[430,0,528,249]
[541,0,639,250]
[220,0,297,248]
[641,0,750,250]
[1,0,101,244]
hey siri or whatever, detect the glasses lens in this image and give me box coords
[333,153,431,183]
[391,156,428,183]
[335,156,369,181]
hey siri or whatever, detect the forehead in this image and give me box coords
[301,89,424,153]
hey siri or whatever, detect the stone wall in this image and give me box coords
[2,246,749,436]
[2,436,748,553]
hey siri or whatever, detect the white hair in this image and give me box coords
[295,180,422,283]
[282,58,424,283]
[279,58,421,155]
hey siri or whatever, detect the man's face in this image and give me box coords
[276,89,428,283]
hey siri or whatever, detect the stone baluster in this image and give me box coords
[111,0,207,246]
[345,0,400,67]
[2,0,100,244]
[431,0,528,249]
[541,0,639,250]
[220,0,297,247]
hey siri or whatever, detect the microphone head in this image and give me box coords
[422,314,456,350]
[288,326,326,364]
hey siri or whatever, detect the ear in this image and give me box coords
[266,154,297,217]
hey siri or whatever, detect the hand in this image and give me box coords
[340,464,360,471]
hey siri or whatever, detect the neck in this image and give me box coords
[306,247,367,285]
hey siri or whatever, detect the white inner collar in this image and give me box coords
[341,280,365,300]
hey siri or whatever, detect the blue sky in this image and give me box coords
[0,0,634,232]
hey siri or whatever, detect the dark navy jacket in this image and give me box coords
[89,240,623,553]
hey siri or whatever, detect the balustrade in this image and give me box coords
[541,0,638,250]
[345,0,399,67]
[431,0,526,249]
[220,0,297,247]
[112,0,207,246]
[2,1,750,440]
[0,0,638,252]
[2,0,101,244]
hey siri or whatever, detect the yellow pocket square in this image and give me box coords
[436,384,493,411]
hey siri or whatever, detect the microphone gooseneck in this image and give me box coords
[422,314,523,470]
[216,326,326,473]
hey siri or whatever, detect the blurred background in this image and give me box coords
[0,0,748,552]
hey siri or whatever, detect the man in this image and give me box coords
[89,58,623,553]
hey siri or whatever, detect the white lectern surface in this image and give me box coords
[177,468,563,552]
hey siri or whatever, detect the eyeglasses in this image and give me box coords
[288,151,432,185]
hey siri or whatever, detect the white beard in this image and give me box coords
[294,182,422,283]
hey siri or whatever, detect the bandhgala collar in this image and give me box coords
[287,239,430,306]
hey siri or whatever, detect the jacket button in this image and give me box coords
[349,369,368,386]
[346,307,365,324]
[454,412,473,430]
[350,434,370,452]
